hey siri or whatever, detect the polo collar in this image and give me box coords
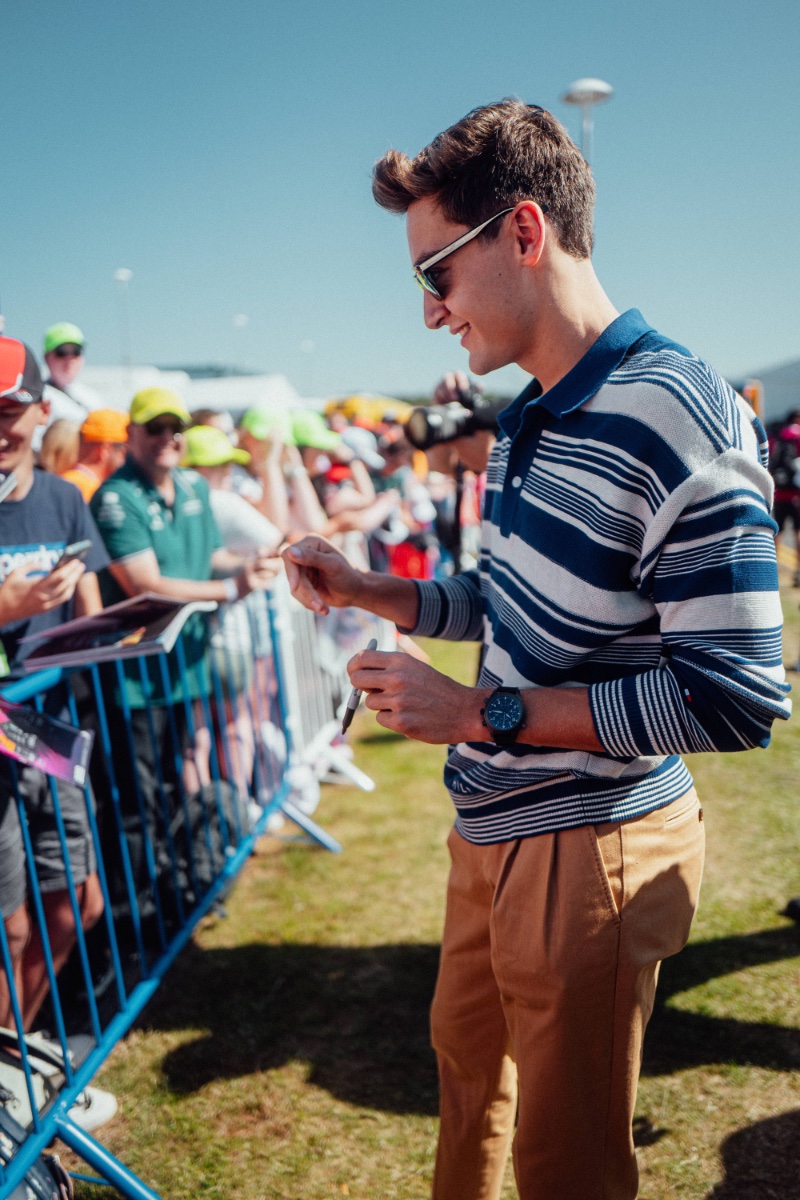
[121,457,193,502]
[498,308,655,437]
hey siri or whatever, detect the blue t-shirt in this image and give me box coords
[0,469,109,670]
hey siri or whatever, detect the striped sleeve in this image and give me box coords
[590,450,791,755]
[405,570,485,641]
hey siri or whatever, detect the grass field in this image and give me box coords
[68,577,800,1199]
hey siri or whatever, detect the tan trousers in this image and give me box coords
[430,789,705,1200]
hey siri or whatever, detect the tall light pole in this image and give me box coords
[562,78,613,165]
[113,268,133,368]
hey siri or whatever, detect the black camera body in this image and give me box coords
[405,386,502,451]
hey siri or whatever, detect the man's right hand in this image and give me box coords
[282,535,362,615]
[0,560,86,625]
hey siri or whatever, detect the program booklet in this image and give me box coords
[19,593,218,671]
[0,697,94,786]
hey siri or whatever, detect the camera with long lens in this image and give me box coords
[405,385,502,451]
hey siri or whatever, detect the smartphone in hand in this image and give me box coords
[50,540,92,573]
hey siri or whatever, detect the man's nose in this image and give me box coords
[423,290,448,330]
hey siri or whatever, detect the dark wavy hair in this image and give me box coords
[372,98,595,260]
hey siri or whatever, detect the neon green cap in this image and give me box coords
[182,425,250,467]
[129,387,191,426]
[290,409,341,452]
[44,322,85,354]
[239,407,295,445]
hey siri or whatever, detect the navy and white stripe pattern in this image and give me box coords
[409,310,790,845]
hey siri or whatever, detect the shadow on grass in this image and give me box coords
[643,925,800,1075]
[142,941,441,1114]
[138,923,799,1115]
[706,1109,800,1198]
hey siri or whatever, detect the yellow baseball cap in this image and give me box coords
[129,387,191,426]
[182,425,250,467]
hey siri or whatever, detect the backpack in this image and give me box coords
[0,1104,73,1199]
[768,435,799,489]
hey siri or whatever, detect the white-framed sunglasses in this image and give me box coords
[412,202,547,300]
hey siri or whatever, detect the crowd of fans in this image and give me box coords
[3,321,797,1137]
[0,323,487,1134]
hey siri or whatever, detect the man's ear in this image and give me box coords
[511,202,547,267]
[36,399,51,427]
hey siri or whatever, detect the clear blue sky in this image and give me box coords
[3,0,798,399]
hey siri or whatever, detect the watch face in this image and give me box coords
[486,691,523,731]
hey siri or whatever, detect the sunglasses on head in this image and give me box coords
[54,345,83,358]
[413,202,548,301]
[144,419,184,438]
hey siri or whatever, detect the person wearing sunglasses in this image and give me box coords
[38,322,103,454]
[90,387,281,928]
[285,99,788,1200]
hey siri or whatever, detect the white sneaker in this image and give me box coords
[67,1085,118,1132]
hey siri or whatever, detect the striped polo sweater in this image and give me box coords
[409,309,791,845]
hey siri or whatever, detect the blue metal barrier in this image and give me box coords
[0,585,349,1198]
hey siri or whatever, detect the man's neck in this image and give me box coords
[518,259,620,393]
[5,455,36,501]
[138,461,176,502]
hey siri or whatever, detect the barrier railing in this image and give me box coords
[0,581,376,1197]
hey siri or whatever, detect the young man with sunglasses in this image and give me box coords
[284,100,789,1199]
[0,337,117,1130]
[90,387,281,925]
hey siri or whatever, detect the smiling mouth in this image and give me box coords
[452,323,470,339]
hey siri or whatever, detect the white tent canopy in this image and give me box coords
[81,366,312,415]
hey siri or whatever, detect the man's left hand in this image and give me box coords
[347,647,485,744]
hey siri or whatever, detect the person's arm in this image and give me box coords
[587,452,790,756]
[74,572,103,617]
[324,460,377,516]
[109,548,280,604]
[249,432,292,530]
[284,455,328,536]
[344,648,601,748]
[343,448,791,754]
[283,535,420,627]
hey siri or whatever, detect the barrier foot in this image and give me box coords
[54,1115,162,1200]
[279,798,343,853]
[318,746,375,792]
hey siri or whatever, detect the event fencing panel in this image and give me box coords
[0,583,381,1198]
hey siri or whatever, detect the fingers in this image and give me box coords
[433,371,471,406]
[280,543,328,614]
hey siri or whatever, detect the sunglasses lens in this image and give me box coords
[413,270,442,301]
[145,421,182,437]
[55,346,83,358]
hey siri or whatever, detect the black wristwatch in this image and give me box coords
[481,686,526,746]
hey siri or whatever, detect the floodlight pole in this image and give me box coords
[562,78,614,165]
[113,268,133,369]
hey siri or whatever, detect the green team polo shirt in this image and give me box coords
[91,459,222,707]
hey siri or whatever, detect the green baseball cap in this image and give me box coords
[182,425,250,467]
[44,322,86,354]
[129,387,191,426]
[290,409,341,452]
[239,407,295,445]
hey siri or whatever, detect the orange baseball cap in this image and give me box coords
[81,409,130,443]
